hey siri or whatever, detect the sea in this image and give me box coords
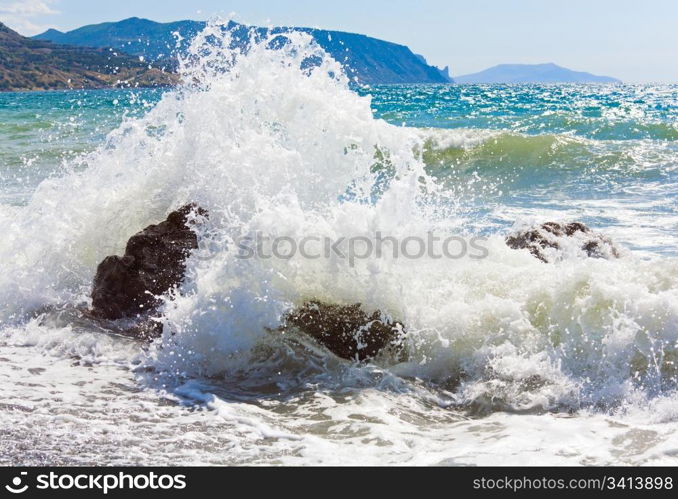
[1,25,677,465]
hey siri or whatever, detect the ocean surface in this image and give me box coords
[1,26,677,465]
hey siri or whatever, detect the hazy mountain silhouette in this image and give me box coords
[455,63,619,84]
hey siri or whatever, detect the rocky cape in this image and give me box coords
[34,17,451,85]
[0,22,176,92]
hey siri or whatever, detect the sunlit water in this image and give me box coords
[1,24,677,465]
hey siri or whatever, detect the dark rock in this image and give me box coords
[506,222,619,262]
[284,301,405,361]
[91,204,206,320]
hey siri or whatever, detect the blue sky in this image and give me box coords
[1,0,677,82]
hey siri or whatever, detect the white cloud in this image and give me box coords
[0,0,59,35]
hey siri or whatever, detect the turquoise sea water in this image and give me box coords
[2,84,677,255]
[1,34,677,465]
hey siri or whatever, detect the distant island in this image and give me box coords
[33,17,451,85]
[0,22,175,91]
[455,63,620,84]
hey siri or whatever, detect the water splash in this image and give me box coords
[0,21,676,419]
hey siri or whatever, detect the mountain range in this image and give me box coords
[33,17,452,85]
[0,22,176,91]
[1,16,622,92]
[455,63,620,84]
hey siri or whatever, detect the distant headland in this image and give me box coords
[31,17,452,86]
[455,63,620,84]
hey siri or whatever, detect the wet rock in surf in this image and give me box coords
[284,301,405,361]
[90,204,206,321]
[506,222,619,263]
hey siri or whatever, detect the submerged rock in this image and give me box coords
[284,301,405,361]
[90,204,206,321]
[506,222,619,263]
